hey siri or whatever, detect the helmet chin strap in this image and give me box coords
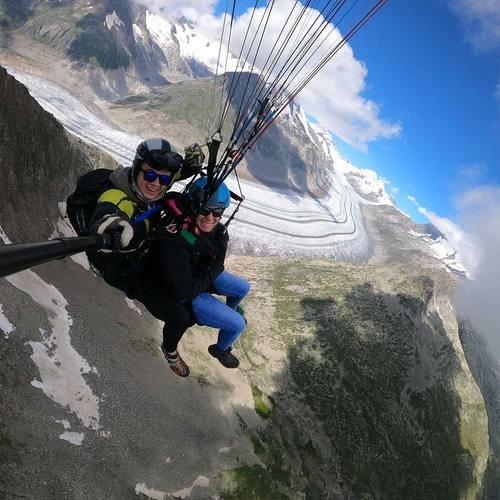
[129,171,146,203]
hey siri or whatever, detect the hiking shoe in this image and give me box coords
[208,344,240,369]
[161,344,190,377]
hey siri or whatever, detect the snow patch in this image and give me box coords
[0,224,11,244]
[13,271,101,429]
[161,13,250,74]
[1,224,102,430]
[133,23,145,42]
[146,11,175,47]
[0,304,15,338]
[125,298,143,315]
[105,11,124,30]
[171,476,210,499]
[135,483,166,499]
[291,103,316,144]
[56,419,71,429]
[59,431,85,446]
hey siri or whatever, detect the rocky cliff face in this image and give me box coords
[0,63,491,499]
[0,64,117,241]
[459,319,500,498]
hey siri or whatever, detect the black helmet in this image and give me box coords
[132,138,183,179]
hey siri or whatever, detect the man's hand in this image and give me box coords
[93,214,134,252]
[183,143,206,174]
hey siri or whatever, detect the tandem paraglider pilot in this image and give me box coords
[66,137,202,294]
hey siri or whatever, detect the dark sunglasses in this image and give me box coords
[199,206,225,217]
[141,169,171,186]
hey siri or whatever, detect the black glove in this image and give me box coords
[92,214,134,253]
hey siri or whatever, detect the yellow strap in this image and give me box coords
[98,189,136,219]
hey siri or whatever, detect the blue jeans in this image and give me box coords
[192,271,250,351]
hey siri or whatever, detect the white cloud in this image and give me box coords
[408,186,500,358]
[454,185,500,356]
[408,196,479,272]
[155,0,400,150]
[296,46,401,150]
[449,0,500,50]
[135,0,218,18]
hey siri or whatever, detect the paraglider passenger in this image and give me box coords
[138,177,250,377]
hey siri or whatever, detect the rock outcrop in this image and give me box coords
[0,65,117,241]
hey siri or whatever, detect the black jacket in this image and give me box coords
[142,220,229,301]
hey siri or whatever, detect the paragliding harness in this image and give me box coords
[66,168,114,236]
[65,168,164,288]
[66,168,165,235]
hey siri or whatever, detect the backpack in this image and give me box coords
[66,168,114,236]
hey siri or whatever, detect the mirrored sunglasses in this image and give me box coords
[141,169,171,186]
[199,206,225,217]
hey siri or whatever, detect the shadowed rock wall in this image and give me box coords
[0,65,116,241]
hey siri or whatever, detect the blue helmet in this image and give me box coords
[187,177,231,209]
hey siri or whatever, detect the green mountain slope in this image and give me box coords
[219,247,488,498]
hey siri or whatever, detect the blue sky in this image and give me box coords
[156,0,500,223]
[337,0,500,223]
[207,0,500,223]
